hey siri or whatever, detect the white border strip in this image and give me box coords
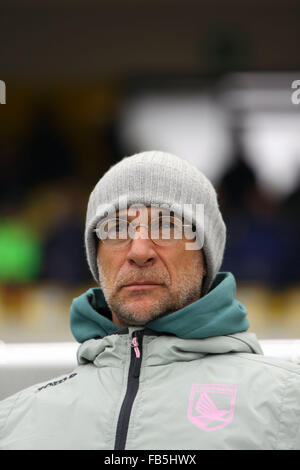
[1,339,300,367]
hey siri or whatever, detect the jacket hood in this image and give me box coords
[70,272,250,343]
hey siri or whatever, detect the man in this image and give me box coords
[1,150,300,450]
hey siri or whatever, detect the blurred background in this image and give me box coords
[0,0,299,344]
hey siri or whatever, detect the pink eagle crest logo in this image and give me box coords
[188,383,237,432]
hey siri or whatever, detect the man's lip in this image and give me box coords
[123,284,161,291]
[123,281,161,287]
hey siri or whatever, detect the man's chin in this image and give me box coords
[108,290,178,327]
[115,311,158,327]
[113,303,176,327]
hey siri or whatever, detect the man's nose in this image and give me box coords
[126,226,157,267]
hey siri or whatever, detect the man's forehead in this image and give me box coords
[116,206,175,218]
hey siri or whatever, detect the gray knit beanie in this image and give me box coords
[85,150,226,295]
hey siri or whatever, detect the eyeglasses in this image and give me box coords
[93,215,196,249]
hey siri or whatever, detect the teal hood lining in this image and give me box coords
[70,272,249,343]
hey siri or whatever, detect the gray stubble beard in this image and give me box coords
[97,256,205,327]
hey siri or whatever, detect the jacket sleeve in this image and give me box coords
[293,374,300,450]
[279,370,300,450]
[0,391,21,445]
[296,425,300,450]
[290,371,300,450]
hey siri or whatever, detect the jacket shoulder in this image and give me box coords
[0,369,80,444]
[236,351,300,376]
[237,351,300,449]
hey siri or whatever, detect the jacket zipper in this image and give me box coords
[114,329,144,450]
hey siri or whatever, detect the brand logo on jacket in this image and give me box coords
[187,383,237,432]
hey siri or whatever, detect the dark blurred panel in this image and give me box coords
[0,0,299,341]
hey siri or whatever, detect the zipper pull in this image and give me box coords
[131,331,143,378]
[131,336,140,359]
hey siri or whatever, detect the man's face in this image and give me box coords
[97,207,206,328]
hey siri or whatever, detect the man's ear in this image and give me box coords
[201,249,207,276]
